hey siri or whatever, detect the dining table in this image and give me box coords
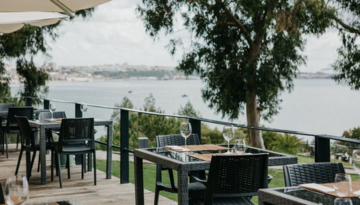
[28,118,113,185]
[134,145,298,205]
[259,186,360,205]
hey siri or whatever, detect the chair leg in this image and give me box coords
[16,134,19,150]
[81,155,84,179]
[28,150,37,179]
[51,150,54,182]
[37,153,41,172]
[5,133,8,158]
[154,186,160,205]
[67,155,71,179]
[15,149,24,176]
[93,151,96,186]
[57,153,62,188]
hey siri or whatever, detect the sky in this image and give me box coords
[38,0,343,73]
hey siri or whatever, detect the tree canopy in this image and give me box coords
[0,10,94,104]
[137,0,360,148]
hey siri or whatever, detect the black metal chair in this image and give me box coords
[53,118,96,188]
[37,111,67,172]
[0,104,18,155]
[191,153,269,205]
[1,107,33,158]
[283,162,345,187]
[155,134,206,205]
[15,116,56,181]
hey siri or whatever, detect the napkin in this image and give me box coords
[166,146,189,151]
[300,183,335,192]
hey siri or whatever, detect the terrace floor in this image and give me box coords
[0,145,176,205]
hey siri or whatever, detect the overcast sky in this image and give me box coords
[39,0,342,73]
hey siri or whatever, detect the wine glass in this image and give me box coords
[334,173,352,197]
[223,125,234,154]
[80,104,88,117]
[49,103,56,119]
[235,139,246,154]
[180,122,192,151]
[4,176,29,205]
[334,198,353,205]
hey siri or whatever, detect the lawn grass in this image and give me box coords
[97,155,359,204]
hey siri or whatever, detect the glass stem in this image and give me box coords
[51,112,53,119]
[185,138,187,148]
[228,141,230,152]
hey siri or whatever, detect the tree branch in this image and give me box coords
[333,16,360,35]
[218,1,253,46]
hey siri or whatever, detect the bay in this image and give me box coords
[11,79,360,140]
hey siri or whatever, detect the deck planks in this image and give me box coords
[0,146,176,205]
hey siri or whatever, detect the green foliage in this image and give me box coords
[177,101,201,117]
[263,131,301,155]
[137,0,360,147]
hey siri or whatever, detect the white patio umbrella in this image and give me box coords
[0,12,67,33]
[0,0,112,16]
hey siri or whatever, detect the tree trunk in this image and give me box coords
[246,89,265,149]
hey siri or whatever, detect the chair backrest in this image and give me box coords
[204,153,269,205]
[15,116,36,148]
[283,162,345,187]
[156,134,200,147]
[6,107,33,130]
[58,118,95,153]
[0,103,17,111]
[38,111,67,122]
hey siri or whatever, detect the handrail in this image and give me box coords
[8,96,360,184]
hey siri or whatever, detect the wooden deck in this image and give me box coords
[0,146,176,205]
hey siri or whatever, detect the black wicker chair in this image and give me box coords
[1,107,33,158]
[15,116,56,181]
[283,162,345,187]
[191,153,269,205]
[0,104,17,156]
[53,118,96,188]
[155,134,206,205]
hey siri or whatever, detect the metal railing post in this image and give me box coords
[189,118,201,143]
[315,135,330,162]
[75,103,82,118]
[44,99,50,110]
[120,109,130,184]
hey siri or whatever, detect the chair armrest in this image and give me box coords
[190,175,207,186]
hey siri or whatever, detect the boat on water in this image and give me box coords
[182,94,188,97]
[128,90,132,94]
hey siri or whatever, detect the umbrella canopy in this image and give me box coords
[0,12,67,33]
[0,0,112,15]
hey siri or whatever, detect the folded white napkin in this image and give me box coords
[301,183,335,192]
[167,146,188,151]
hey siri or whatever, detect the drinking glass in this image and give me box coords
[235,139,246,154]
[223,125,234,154]
[180,122,192,151]
[80,104,88,117]
[4,176,29,205]
[334,173,352,197]
[49,103,56,119]
[334,198,353,205]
